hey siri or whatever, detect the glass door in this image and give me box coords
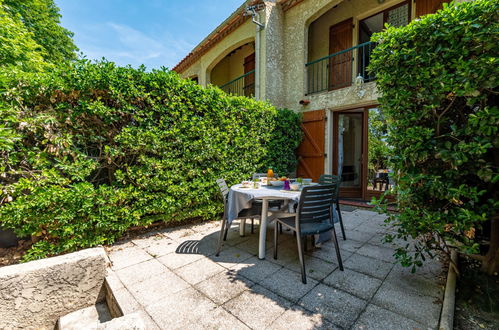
[334,111,365,198]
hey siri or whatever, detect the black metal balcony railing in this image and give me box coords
[305,41,377,95]
[219,70,255,97]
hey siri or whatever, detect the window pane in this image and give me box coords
[388,4,409,27]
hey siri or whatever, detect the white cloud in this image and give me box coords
[77,22,194,69]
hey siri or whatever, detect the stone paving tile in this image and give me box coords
[260,268,318,302]
[343,230,375,243]
[146,287,249,330]
[142,236,179,258]
[299,284,368,329]
[174,257,225,285]
[108,245,153,270]
[162,226,198,241]
[336,237,366,253]
[323,268,383,300]
[223,284,293,329]
[127,270,190,307]
[356,243,396,263]
[156,251,204,270]
[116,258,169,286]
[385,265,445,299]
[270,305,340,330]
[284,255,338,281]
[372,281,442,327]
[306,244,353,265]
[195,270,254,305]
[343,253,394,280]
[212,246,253,268]
[229,256,282,283]
[352,304,426,330]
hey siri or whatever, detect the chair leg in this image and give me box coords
[296,234,307,284]
[216,219,227,256]
[251,219,255,234]
[279,223,283,234]
[273,220,278,260]
[331,222,344,271]
[336,203,346,240]
[223,225,228,241]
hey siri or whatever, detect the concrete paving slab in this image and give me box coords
[343,253,394,280]
[116,259,168,286]
[372,281,442,327]
[156,251,204,270]
[223,284,293,329]
[306,244,353,265]
[260,268,318,302]
[283,255,338,281]
[229,256,282,283]
[352,303,426,330]
[195,270,254,305]
[299,284,368,329]
[127,271,189,307]
[342,230,375,243]
[107,246,153,270]
[174,257,225,285]
[385,265,445,299]
[142,237,178,258]
[212,246,253,268]
[356,243,396,263]
[145,287,240,330]
[270,305,340,330]
[323,268,382,300]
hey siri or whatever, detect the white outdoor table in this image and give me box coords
[228,184,302,259]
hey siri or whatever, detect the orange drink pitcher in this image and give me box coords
[267,168,274,186]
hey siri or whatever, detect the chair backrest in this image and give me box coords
[252,173,279,180]
[318,174,341,201]
[296,184,337,229]
[216,178,229,204]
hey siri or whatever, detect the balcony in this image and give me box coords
[219,69,255,97]
[305,41,376,95]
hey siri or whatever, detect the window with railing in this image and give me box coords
[219,70,255,97]
[305,41,376,95]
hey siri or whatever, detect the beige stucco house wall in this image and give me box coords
[173,0,447,196]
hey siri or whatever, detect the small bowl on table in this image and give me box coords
[302,178,313,185]
[290,183,300,191]
[269,180,284,187]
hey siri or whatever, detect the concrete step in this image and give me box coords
[58,302,112,330]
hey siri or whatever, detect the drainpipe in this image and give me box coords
[246,5,265,100]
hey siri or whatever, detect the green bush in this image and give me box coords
[369,0,499,273]
[0,60,301,260]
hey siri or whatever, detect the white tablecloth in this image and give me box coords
[227,184,300,223]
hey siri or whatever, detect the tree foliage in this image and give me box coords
[0,60,301,260]
[370,0,499,273]
[3,0,77,63]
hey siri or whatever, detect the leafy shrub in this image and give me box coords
[0,60,301,260]
[370,0,499,273]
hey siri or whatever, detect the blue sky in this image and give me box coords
[56,0,244,70]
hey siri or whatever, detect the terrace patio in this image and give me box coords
[106,208,446,329]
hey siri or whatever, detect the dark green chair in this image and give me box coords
[319,174,346,240]
[273,184,344,284]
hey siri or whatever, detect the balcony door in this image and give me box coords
[333,110,366,198]
[328,18,353,90]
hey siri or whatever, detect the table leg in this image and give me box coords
[239,219,246,237]
[258,199,269,259]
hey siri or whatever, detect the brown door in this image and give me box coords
[329,18,353,90]
[243,53,255,96]
[333,110,366,198]
[416,0,447,17]
[296,110,325,182]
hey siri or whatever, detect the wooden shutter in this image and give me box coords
[243,53,255,96]
[329,18,353,90]
[296,110,325,182]
[416,0,447,17]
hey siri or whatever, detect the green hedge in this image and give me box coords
[370,0,499,273]
[0,60,302,260]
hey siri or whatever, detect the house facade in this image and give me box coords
[173,0,449,200]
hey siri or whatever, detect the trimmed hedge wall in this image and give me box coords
[0,60,302,260]
[370,0,499,273]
